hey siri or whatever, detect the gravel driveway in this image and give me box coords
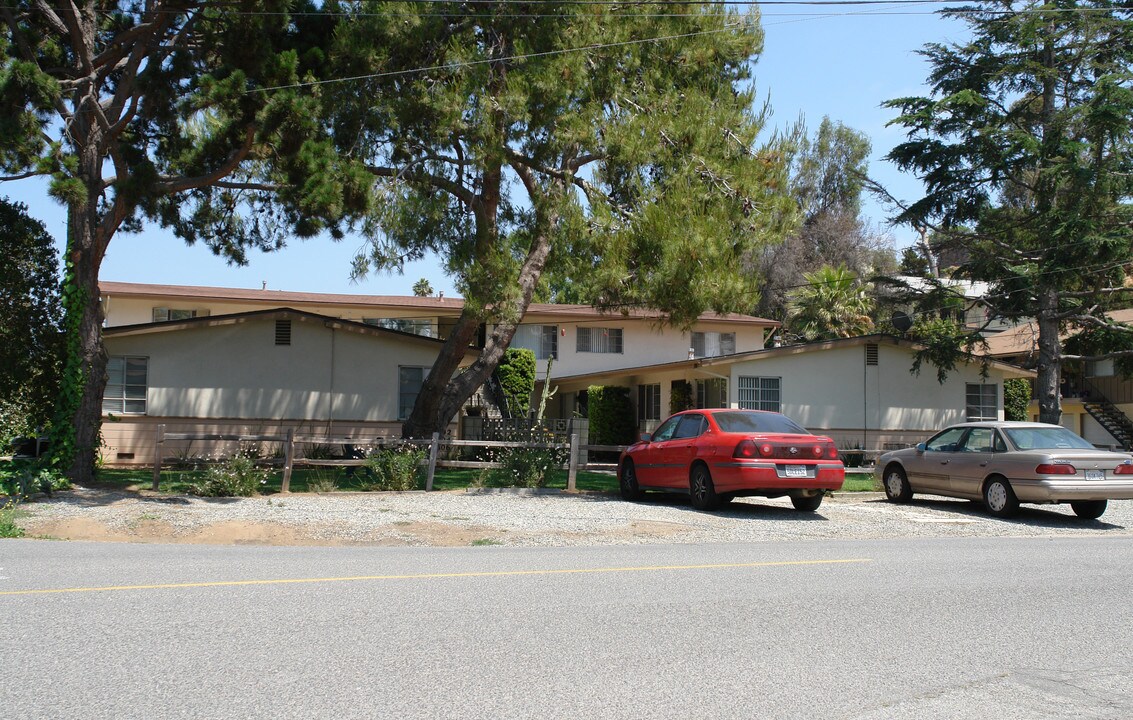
[13,485,1133,547]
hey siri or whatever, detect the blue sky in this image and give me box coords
[2,4,966,298]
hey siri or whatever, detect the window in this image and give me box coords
[925,426,967,452]
[152,307,207,322]
[696,378,728,409]
[672,414,708,439]
[738,376,781,412]
[959,427,1000,453]
[966,383,998,421]
[364,318,435,338]
[651,414,681,442]
[691,332,736,358]
[103,356,148,414]
[512,324,558,359]
[638,384,661,422]
[399,366,429,420]
[577,327,623,354]
[275,319,292,346]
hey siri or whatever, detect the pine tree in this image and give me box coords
[884,0,1133,423]
[330,1,799,437]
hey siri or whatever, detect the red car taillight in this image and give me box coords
[734,440,758,459]
[1035,463,1076,475]
[1115,463,1133,475]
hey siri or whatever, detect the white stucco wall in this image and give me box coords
[511,319,766,379]
[727,343,1005,436]
[104,316,446,422]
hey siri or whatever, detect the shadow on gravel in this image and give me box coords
[863,496,1125,530]
[574,491,832,521]
[28,486,217,509]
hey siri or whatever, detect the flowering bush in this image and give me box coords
[363,445,426,491]
[189,452,269,497]
[477,429,567,489]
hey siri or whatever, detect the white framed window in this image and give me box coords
[512,324,558,359]
[103,356,148,415]
[364,317,436,338]
[691,332,736,358]
[738,376,780,412]
[152,307,208,322]
[638,384,661,422]
[966,383,998,421]
[399,366,430,420]
[577,327,623,354]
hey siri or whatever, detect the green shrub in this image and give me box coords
[496,348,536,417]
[670,381,693,414]
[587,385,636,446]
[1004,378,1032,422]
[0,461,68,500]
[189,453,269,497]
[364,445,426,491]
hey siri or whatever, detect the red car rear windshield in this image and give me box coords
[713,411,808,435]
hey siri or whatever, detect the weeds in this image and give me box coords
[307,470,339,494]
[0,499,25,538]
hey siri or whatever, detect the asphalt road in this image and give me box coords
[3,537,1132,719]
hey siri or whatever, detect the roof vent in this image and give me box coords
[866,343,879,366]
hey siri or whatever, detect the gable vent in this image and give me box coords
[275,319,292,346]
[865,343,879,366]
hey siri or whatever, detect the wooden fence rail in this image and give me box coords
[152,425,627,493]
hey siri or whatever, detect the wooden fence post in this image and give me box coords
[567,433,579,492]
[281,428,295,493]
[426,432,440,491]
[151,424,165,491]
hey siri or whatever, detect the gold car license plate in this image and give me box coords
[1085,470,1104,481]
[784,465,807,478]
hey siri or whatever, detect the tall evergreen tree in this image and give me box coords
[0,198,62,442]
[1,2,369,481]
[330,2,799,437]
[885,0,1133,423]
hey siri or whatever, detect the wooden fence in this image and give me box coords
[151,425,625,493]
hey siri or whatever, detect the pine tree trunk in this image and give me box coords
[1035,288,1062,425]
[59,86,112,484]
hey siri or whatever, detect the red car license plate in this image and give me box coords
[784,465,807,478]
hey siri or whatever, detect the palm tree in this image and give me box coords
[786,265,874,342]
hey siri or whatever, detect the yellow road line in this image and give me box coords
[0,558,870,597]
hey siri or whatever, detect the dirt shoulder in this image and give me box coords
[12,484,1133,548]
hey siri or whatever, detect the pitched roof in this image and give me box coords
[98,281,777,326]
[103,306,476,355]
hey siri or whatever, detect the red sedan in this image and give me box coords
[618,408,845,511]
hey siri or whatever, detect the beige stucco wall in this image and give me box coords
[103,315,446,422]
